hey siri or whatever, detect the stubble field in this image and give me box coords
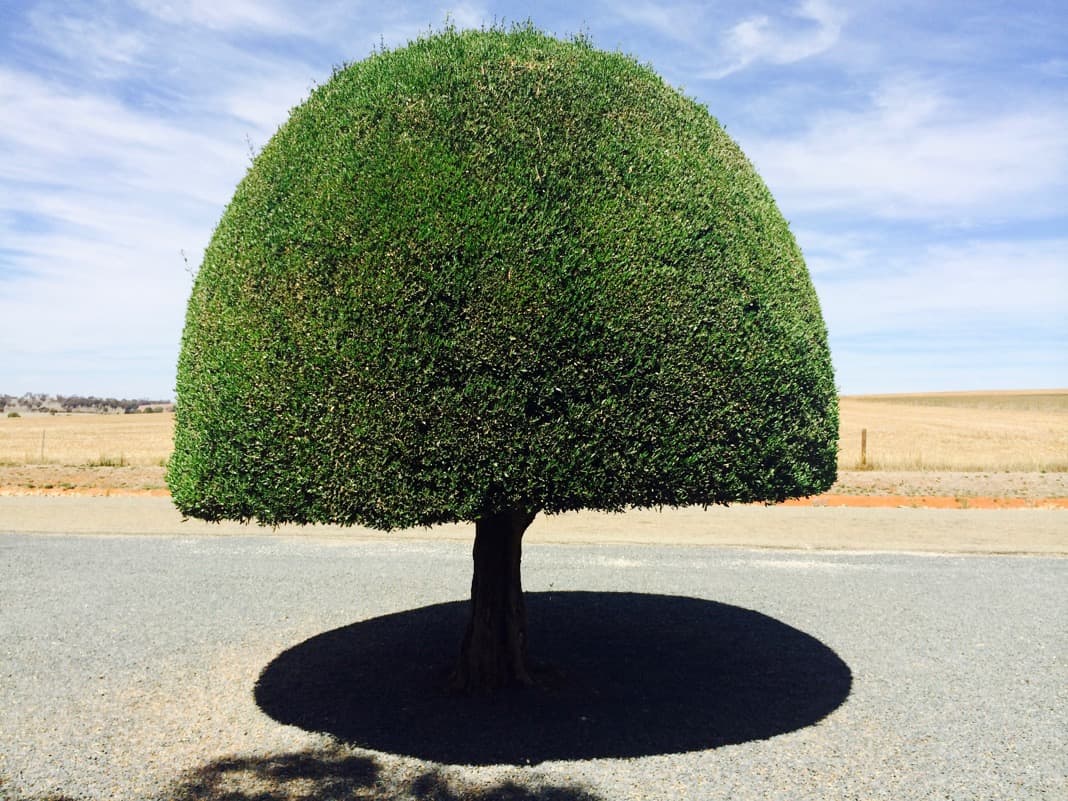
[1,390,1066,503]
[837,390,1067,472]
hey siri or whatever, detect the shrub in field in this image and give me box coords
[169,25,837,691]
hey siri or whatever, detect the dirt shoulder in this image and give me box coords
[0,464,169,494]
[829,469,1068,501]
[2,465,1066,509]
[1,494,1065,556]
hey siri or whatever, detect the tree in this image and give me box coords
[168,25,838,692]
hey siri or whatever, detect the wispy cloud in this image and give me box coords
[0,67,246,211]
[706,0,844,78]
[816,238,1068,336]
[744,78,1068,222]
[0,59,249,396]
[131,0,304,33]
[612,0,843,77]
[1036,58,1068,78]
[445,2,492,29]
[214,66,322,145]
[817,237,1068,392]
[23,4,149,80]
[614,2,704,46]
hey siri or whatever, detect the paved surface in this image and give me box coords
[0,522,1066,799]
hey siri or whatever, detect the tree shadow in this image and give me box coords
[166,748,377,801]
[1,748,602,801]
[163,745,601,800]
[255,592,851,765]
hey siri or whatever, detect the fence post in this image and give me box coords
[860,428,867,468]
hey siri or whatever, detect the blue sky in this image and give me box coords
[1,0,1065,398]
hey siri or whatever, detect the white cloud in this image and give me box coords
[1036,58,1068,78]
[816,237,1068,392]
[0,68,246,209]
[793,228,877,276]
[132,0,302,33]
[706,0,844,78]
[831,345,1067,395]
[0,66,250,396]
[744,79,1068,222]
[24,5,149,80]
[615,2,703,45]
[614,1,842,74]
[218,70,321,142]
[814,238,1068,338]
[444,2,490,30]
[317,1,492,53]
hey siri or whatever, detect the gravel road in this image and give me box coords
[1,519,1065,800]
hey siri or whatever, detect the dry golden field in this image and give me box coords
[838,390,1067,472]
[0,411,174,467]
[0,391,1065,497]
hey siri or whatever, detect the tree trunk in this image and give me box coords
[450,507,538,693]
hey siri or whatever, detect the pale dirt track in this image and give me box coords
[1,494,1065,555]
[4,466,1068,509]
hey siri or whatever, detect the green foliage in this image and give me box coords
[169,24,838,529]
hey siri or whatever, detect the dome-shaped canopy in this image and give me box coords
[168,25,838,529]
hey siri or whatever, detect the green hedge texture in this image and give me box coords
[169,25,838,529]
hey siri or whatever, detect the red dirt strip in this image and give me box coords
[782,494,1068,510]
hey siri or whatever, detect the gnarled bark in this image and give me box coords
[450,508,537,693]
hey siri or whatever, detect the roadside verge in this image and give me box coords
[2,495,1065,555]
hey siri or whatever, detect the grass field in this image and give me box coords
[1,390,1065,477]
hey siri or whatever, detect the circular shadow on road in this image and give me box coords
[255,592,851,765]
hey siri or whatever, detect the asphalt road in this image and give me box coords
[1,524,1065,800]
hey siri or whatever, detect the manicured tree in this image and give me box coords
[168,25,838,692]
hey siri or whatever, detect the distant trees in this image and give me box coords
[0,394,172,414]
